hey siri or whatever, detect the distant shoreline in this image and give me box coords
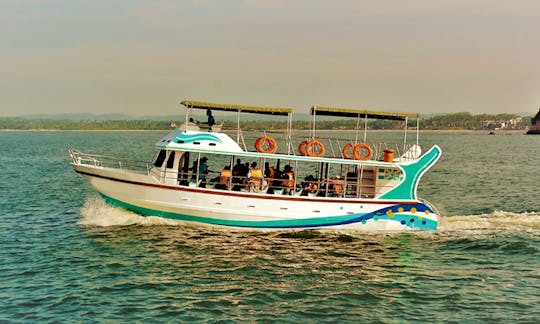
[0,128,527,134]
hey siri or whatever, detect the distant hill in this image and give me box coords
[20,113,180,121]
[2,111,530,131]
[16,112,311,121]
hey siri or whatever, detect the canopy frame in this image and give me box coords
[310,105,420,150]
[181,100,294,153]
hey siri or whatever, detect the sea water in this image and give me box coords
[0,131,539,322]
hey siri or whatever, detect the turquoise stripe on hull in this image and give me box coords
[100,194,437,230]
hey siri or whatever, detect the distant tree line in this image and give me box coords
[0,112,529,131]
[0,118,172,130]
[419,112,524,130]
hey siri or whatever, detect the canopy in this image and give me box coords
[311,106,419,121]
[181,100,293,116]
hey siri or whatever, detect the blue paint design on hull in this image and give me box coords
[100,194,437,230]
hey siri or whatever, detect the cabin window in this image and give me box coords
[178,152,190,185]
[154,150,167,167]
[166,151,176,168]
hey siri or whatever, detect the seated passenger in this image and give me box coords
[247,162,264,192]
[330,175,344,196]
[218,165,232,190]
[281,165,295,194]
[198,157,209,188]
[192,109,216,131]
[302,175,320,196]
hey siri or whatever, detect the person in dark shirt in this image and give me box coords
[206,109,215,128]
[198,157,209,187]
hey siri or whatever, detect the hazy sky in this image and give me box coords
[2,0,540,116]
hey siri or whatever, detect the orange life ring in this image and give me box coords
[298,140,309,156]
[342,143,355,159]
[255,136,277,154]
[306,140,325,157]
[353,143,373,160]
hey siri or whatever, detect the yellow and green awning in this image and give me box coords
[311,106,419,121]
[181,100,293,116]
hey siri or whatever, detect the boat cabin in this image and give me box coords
[148,100,422,199]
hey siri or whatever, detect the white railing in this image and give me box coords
[68,149,152,175]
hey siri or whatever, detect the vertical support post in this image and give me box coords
[185,105,189,127]
[404,117,409,155]
[363,114,368,142]
[236,110,241,144]
[293,160,298,193]
[311,108,317,140]
[287,112,293,154]
[229,156,234,191]
[195,153,201,185]
[355,114,361,144]
[416,117,420,146]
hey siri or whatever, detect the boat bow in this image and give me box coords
[379,145,441,200]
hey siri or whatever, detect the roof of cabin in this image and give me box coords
[311,106,419,120]
[181,100,293,116]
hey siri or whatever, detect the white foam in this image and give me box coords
[439,210,540,232]
[78,196,183,227]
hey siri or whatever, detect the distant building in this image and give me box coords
[483,117,524,130]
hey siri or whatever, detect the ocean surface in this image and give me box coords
[1,130,539,322]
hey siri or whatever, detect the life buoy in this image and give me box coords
[353,143,373,160]
[306,140,325,157]
[255,136,277,154]
[298,140,309,156]
[342,143,355,159]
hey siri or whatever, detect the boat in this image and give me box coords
[69,100,442,231]
[526,109,540,134]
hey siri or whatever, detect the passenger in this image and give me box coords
[207,109,216,128]
[273,165,282,182]
[330,175,344,196]
[198,157,209,187]
[196,109,216,130]
[264,162,276,180]
[248,162,264,192]
[232,159,242,176]
[190,159,199,180]
[231,159,244,190]
[243,162,250,176]
[183,117,199,131]
[282,165,295,194]
[303,175,320,196]
[219,165,232,190]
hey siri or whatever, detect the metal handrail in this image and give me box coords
[69,149,152,174]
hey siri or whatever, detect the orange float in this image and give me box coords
[342,143,355,159]
[353,143,373,160]
[298,140,309,156]
[306,140,325,157]
[255,136,278,154]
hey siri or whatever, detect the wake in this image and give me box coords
[78,196,183,227]
[440,211,540,232]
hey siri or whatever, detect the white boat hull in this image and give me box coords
[75,164,438,231]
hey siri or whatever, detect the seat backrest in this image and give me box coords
[211,122,224,132]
